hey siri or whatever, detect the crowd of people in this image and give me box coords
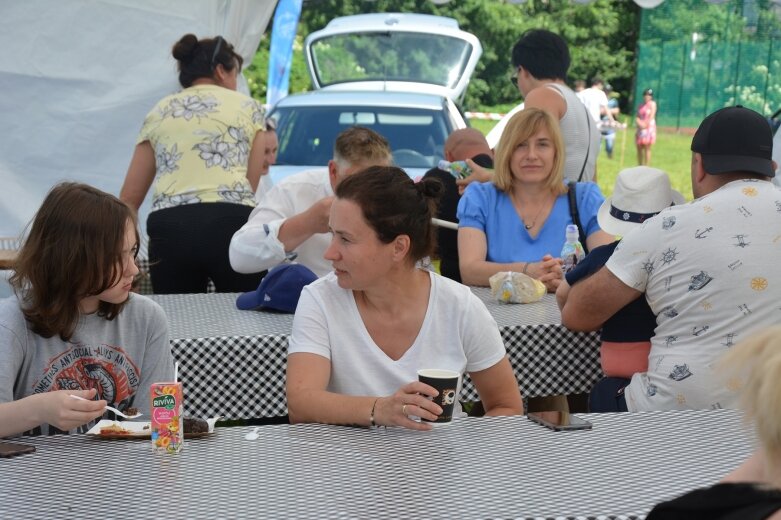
[2,28,780,517]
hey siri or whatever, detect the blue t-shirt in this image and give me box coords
[457,181,605,263]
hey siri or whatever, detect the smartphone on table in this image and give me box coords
[527,411,592,431]
[0,441,36,458]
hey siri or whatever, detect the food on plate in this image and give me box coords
[183,417,209,434]
[99,423,132,435]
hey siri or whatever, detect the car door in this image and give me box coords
[304,13,482,105]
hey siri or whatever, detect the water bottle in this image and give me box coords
[438,159,471,180]
[561,224,585,274]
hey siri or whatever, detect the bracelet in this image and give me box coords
[522,262,530,275]
[370,397,380,428]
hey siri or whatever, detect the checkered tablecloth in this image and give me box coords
[0,410,755,520]
[151,291,600,420]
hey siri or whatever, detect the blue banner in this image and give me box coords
[267,0,303,107]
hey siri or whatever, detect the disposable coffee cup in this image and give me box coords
[417,369,460,425]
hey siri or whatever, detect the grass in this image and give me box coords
[469,117,696,201]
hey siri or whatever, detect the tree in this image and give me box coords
[244,34,311,103]
[253,0,642,111]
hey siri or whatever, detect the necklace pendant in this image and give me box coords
[524,223,533,230]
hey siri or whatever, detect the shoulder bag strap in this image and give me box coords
[577,103,592,182]
[567,181,589,254]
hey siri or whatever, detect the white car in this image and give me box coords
[268,12,482,184]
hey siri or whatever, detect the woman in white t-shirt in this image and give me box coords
[286,166,523,430]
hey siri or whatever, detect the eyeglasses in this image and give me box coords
[210,36,224,71]
[509,66,521,88]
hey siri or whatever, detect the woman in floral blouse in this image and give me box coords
[120,33,267,294]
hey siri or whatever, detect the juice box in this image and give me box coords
[150,382,184,454]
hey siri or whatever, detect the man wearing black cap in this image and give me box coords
[561,106,780,413]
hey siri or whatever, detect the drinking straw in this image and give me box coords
[431,218,458,230]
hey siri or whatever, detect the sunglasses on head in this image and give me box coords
[509,66,522,88]
[210,36,224,71]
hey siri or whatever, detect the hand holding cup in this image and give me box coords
[375,382,442,431]
[417,369,461,426]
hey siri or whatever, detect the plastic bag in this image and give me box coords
[489,271,546,304]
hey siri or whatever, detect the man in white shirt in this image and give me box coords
[230,127,392,277]
[561,105,780,412]
[578,77,615,125]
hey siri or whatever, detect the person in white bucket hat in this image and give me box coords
[597,166,686,237]
[556,166,685,412]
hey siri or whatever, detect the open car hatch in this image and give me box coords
[304,13,482,103]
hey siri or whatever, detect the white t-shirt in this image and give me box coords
[288,271,508,412]
[606,179,781,411]
[230,168,334,277]
[578,86,609,123]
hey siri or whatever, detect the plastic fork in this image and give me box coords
[69,394,143,419]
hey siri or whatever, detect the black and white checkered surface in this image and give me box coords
[467,290,601,399]
[151,292,601,420]
[0,410,755,520]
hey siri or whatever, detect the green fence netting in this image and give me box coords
[636,0,781,129]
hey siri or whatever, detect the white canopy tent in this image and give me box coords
[0,0,276,239]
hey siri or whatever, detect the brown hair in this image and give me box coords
[493,108,566,196]
[172,34,243,88]
[332,127,392,170]
[10,183,139,340]
[335,166,442,263]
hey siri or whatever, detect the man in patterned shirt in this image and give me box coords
[561,106,780,412]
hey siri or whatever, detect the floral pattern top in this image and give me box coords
[137,84,266,211]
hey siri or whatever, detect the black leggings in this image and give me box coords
[147,203,264,294]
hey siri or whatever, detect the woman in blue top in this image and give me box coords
[457,108,613,291]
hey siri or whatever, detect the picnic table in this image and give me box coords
[150,291,601,420]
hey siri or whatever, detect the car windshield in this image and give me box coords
[310,32,473,89]
[271,105,454,170]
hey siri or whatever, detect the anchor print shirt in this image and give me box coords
[137,84,266,211]
[0,294,174,434]
[606,179,781,411]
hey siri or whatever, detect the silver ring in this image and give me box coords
[402,404,409,415]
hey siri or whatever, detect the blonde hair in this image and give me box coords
[720,325,781,486]
[493,108,566,196]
